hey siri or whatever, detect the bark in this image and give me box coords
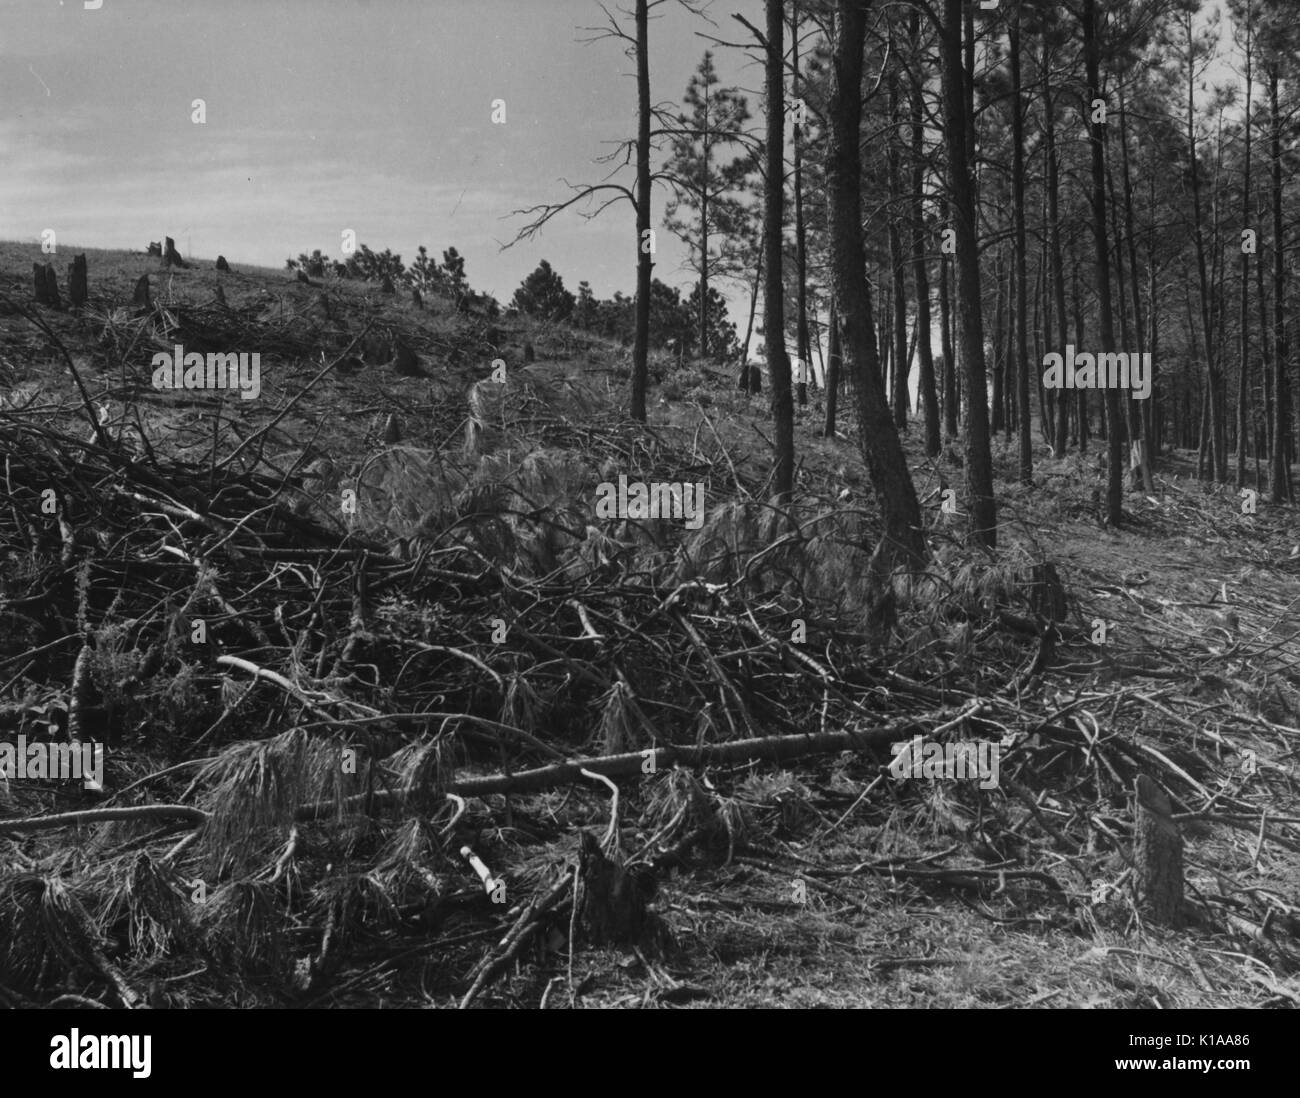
[827,0,927,575]
[632,0,652,422]
[943,0,994,546]
[793,4,811,408]
[1269,66,1290,501]
[909,11,940,456]
[765,0,794,501]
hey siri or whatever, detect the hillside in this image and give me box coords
[0,244,1298,1010]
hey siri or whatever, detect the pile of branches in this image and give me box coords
[0,313,1297,1006]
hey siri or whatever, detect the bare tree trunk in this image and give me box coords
[793,3,810,408]
[765,0,793,502]
[1237,32,1253,489]
[943,0,995,547]
[889,73,909,429]
[909,11,939,457]
[1269,66,1291,502]
[825,300,841,437]
[1044,51,1070,458]
[940,251,957,437]
[741,226,766,393]
[1118,80,1155,492]
[632,0,652,422]
[1010,6,1031,486]
[1083,0,1122,525]
[827,0,926,575]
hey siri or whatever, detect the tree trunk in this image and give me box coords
[940,251,957,437]
[1269,67,1290,502]
[1010,7,1031,485]
[1237,31,1253,489]
[632,0,652,422]
[1083,0,1122,524]
[741,226,766,393]
[942,0,995,547]
[825,300,841,437]
[765,0,793,502]
[909,12,940,457]
[1184,11,1224,483]
[889,74,909,429]
[793,3,810,408]
[827,0,926,575]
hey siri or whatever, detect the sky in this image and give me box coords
[0,0,767,309]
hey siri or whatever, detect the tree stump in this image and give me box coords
[214,284,227,307]
[411,288,423,309]
[1133,774,1183,927]
[215,255,230,272]
[34,262,62,309]
[147,241,162,258]
[132,274,151,309]
[392,342,422,377]
[748,365,762,393]
[33,263,52,306]
[361,334,391,366]
[382,413,401,444]
[163,237,188,269]
[1027,562,1068,623]
[67,254,88,308]
[577,831,659,949]
[523,341,535,364]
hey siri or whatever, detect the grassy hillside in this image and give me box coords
[0,243,1297,1009]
